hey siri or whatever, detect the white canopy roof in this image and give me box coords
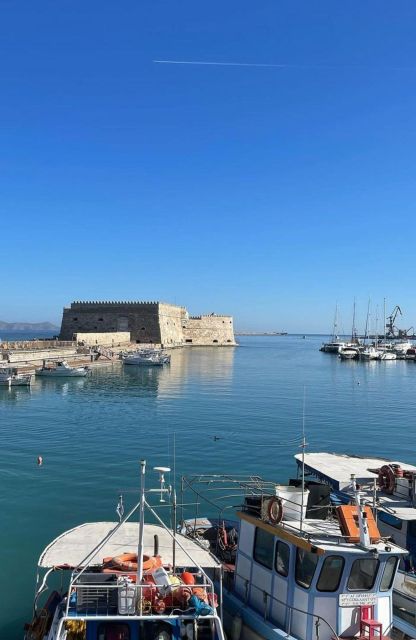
[39,522,221,569]
[295,452,416,520]
[295,452,416,490]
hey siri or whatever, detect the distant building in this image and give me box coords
[59,301,236,347]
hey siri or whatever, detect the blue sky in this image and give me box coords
[2,1,416,332]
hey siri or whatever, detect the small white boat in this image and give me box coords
[35,360,90,377]
[339,346,359,360]
[123,349,171,366]
[360,345,381,360]
[378,350,397,360]
[0,367,33,387]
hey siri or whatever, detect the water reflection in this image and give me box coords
[0,386,32,403]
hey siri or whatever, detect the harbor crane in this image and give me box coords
[385,306,402,338]
[385,305,414,338]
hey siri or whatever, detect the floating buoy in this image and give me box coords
[37,456,43,466]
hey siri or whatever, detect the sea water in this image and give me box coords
[1,335,416,637]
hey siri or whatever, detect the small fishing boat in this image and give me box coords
[24,462,225,640]
[35,360,90,377]
[181,465,407,640]
[295,452,416,639]
[123,350,171,366]
[0,367,33,387]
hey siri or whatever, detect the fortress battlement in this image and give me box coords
[60,300,236,347]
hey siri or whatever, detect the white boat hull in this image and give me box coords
[36,369,88,377]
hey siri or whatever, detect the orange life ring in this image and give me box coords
[267,497,283,524]
[103,553,162,573]
[378,465,395,494]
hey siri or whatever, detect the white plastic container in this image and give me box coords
[152,565,171,596]
[275,485,309,521]
[118,576,136,614]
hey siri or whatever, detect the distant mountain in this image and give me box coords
[0,320,59,331]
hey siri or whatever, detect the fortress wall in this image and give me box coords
[182,315,237,346]
[4,347,78,363]
[158,303,187,347]
[73,332,131,347]
[60,302,236,347]
[60,302,161,343]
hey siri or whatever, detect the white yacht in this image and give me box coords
[378,351,397,361]
[123,350,171,366]
[24,462,225,640]
[35,360,90,377]
[339,346,360,360]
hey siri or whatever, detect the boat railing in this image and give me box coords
[230,568,340,640]
[65,574,217,619]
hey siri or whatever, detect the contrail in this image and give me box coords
[154,60,288,68]
[153,59,414,71]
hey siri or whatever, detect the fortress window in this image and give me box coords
[186,339,193,343]
[213,340,218,343]
[73,318,78,321]
[223,320,225,323]
[182,326,186,329]
[94,326,97,330]
[227,340,232,343]
[98,318,103,321]
[141,327,146,331]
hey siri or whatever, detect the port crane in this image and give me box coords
[385,305,414,338]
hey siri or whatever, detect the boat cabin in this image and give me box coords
[229,486,407,640]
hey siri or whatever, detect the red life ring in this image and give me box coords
[378,465,395,494]
[267,497,283,524]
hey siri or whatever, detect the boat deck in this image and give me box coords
[39,522,221,569]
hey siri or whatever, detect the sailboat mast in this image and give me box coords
[351,298,356,343]
[364,299,370,345]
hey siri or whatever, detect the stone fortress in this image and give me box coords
[59,301,236,347]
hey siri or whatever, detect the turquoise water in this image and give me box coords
[2,335,416,637]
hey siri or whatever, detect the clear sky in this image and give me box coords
[2,1,416,332]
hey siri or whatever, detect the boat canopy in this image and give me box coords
[295,452,416,520]
[38,522,221,569]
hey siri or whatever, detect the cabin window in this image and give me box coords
[380,556,398,591]
[347,558,379,591]
[378,511,402,530]
[253,527,274,569]
[295,548,319,589]
[317,555,345,592]
[275,541,290,577]
[407,521,416,538]
[97,623,130,639]
[73,317,78,321]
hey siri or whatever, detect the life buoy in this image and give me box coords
[102,553,162,573]
[267,497,283,524]
[378,465,395,494]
